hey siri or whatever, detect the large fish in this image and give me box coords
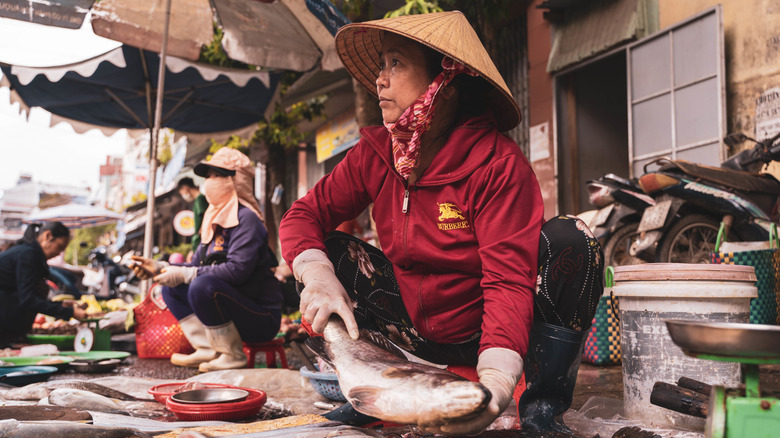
[305,317,491,427]
[3,380,139,401]
[0,419,151,437]
[47,388,129,415]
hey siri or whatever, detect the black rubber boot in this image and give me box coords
[517,321,589,433]
[323,402,378,426]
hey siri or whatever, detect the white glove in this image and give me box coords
[293,249,358,339]
[154,266,198,287]
[422,348,523,436]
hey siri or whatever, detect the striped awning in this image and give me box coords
[24,203,122,229]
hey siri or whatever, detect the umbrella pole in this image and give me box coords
[141,0,173,288]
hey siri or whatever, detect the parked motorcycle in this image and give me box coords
[86,247,142,302]
[48,247,142,303]
[630,131,780,263]
[583,173,655,266]
[47,262,87,298]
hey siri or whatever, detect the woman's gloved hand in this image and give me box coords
[421,348,523,436]
[129,255,167,280]
[293,249,359,339]
[154,266,198,287]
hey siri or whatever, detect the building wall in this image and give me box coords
[526,0,557,220]
[659,0,780,141]
[529,0,780,217]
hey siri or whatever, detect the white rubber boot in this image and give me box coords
[199,321,247,372]
[170,314,218,368]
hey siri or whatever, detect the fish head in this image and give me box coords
[414,380,492,427]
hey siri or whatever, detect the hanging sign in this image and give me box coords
[173,210,195,237]
[316,107,359,163]
[756,87,780,141]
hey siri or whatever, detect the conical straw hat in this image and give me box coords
[335,11,521,131]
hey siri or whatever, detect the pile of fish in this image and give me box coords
[0,379,166,418]
[306,317,492,427]
[0,317,501,436]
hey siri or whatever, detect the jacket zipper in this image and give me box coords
[402,185,412,258]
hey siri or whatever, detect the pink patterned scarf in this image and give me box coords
[385,57,477,180]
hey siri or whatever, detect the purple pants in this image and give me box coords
[162,274,281,343]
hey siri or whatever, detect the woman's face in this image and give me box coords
[38,231,69,259]
[376,33,435,124]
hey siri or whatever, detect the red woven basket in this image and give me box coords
[134,284,194,359]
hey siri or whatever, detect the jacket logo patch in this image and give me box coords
[437,202,470,231]
[213,234,225,252]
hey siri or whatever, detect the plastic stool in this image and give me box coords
[242,338,288,369]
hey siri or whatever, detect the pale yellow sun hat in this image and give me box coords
[334,10,521,132]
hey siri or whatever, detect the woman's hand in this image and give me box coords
[71,306,88,320]
[154,266,197,287]
[293,249,359,339]
[129,255,165,280]
[421,348,523,436]
[62,300,88,320]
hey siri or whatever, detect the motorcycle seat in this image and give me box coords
[660,159,780,195]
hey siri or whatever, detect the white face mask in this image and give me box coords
[180,191,195,203]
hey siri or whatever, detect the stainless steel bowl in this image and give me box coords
[665,320,780,359]
[170,388,250,404]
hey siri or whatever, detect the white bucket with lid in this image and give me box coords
[613,263,757,429]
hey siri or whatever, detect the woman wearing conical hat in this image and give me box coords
[280,11,603,434]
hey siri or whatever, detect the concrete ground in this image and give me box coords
[55,334,780,407]
[56,335,628,400]
[43,334,780,438]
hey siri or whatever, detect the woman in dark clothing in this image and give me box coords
[0,222,87,347]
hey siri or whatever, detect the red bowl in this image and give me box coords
[165,387,267,421]
[148,382,234,404]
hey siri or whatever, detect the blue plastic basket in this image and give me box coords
[300,365,346,401]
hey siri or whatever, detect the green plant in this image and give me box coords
[207,135,251,159]
[332,0,372,20]
[157,129,173,165]
[198,23,255,70]
[65,224,116,266]
[252,72,327,152]
[384,0,443,17]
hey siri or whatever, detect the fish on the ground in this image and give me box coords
[89,411,232,433]
[0,405,91,422]
[0,419,151,437]
[91,376,178,401]
[47,388,129,415]
[175,421,383,438]
[3,380,139,401]
[305,317,491,427]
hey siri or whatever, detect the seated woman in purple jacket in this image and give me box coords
[131,148,282,372]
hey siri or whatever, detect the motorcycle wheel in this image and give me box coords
[603,223,645,267]
[655,214,723,264]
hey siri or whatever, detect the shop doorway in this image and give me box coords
[556,52,629,216]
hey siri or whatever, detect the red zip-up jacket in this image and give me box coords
[280,114,543,357]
